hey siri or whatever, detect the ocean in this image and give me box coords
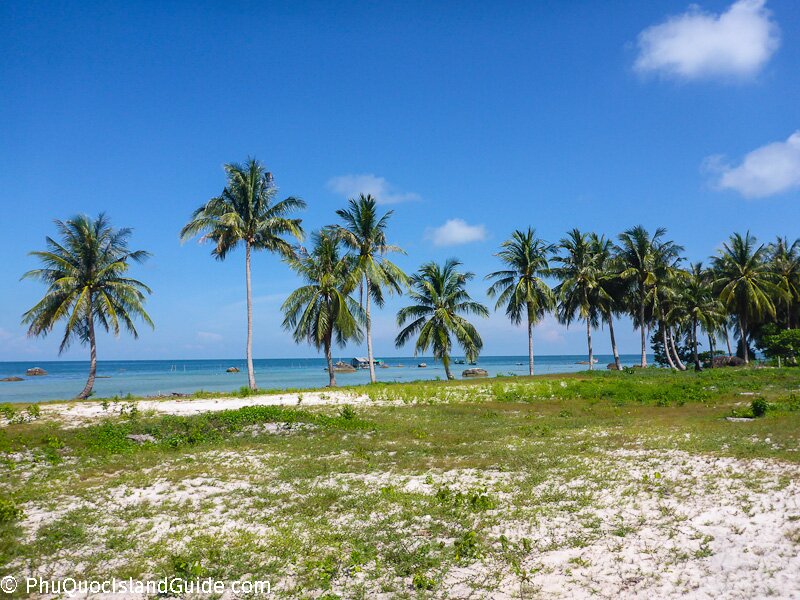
[0,354,650,403]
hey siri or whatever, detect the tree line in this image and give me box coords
[21,158,800,397]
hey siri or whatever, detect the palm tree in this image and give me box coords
[711,232,783,363]
[281,232,364,386]
[22,214,153,399]
[180,158,305,390]
[616,226,683,368]
[591,233,624,370]
[485,229,555,376]
[681,263,716,371]
[395,259,488,380]
[552,229,601,370]
[769,236,800,329]
[331,195,408,383]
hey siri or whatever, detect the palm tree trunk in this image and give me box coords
[245,242,256,390]
[692,317,702,371]
[77,307,97,400]
[739,318,749,363]
[586,317,594,371]
[365,277,376,384]
[708,334,715,368]
[527,310,534,376]
[443,355,454,380]
[724,328,733,357]
[325,338,336,387]
[608,313,621,370]
[639,298,647,368]
[670,327,687,371]
[662,324,677,370]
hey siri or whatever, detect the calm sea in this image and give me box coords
[0,354,650,403]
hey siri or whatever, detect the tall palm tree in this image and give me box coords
[552,229,601,370]
[22,214,152,399]
[281,232,364,386]
[485,228,555,376]
[180,158,305,390]
[711,232,783,363]
[681,263,716,371]
[769,236,800,329]
[396,259,488,380]
[616,226,683,368]
[331,195,408,383]
[591,233,624,370]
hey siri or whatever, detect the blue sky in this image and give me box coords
[1,0,799,361]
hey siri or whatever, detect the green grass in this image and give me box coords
[1,367,799,598]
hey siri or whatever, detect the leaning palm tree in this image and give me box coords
[180,158,305,390]
[331,194,408,383]
[552,229,601,370]
[711,232,783,363]
[281,232,364,386]
[22,214,153,399]
[616,226,683,368]
[485,228,555,376]
[396,259,488,380]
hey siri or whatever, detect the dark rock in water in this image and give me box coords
[226,367,240,373]
[1,376,24,382]
[332,361,356,373]
[462,368,488,378]
[606,363,621,370]
[126,434,156,444]
[26,367,47,376]
[712,356,746,368]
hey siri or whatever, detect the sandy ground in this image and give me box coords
[31,389,370,427]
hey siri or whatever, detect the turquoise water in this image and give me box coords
[0,354,650,403]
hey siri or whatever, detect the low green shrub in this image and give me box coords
[751,397,769,418]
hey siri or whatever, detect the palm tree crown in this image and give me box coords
[396,259,488,380]
[22,214,152,399]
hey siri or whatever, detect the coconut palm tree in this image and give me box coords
[395,259,488,380]
[616,226,683,368]
[768,236,800,329]
[281,232,364,386]
[22,214,153,399]
[180,158,305,390]
[485,228,555,376]
[681,263,717,371]
[711,232,784,363]
[331,194,408,383]
[552,229,601,370]
[591,233,624,370]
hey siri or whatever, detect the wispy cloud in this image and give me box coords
[326,174,420,204]
[196,331,223,343]
[426,219,488,246]
[634,0,779,80]
[705,131,800,198]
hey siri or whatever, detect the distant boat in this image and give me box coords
[454,359,466,364]
[418,363,427,368]
[575,358,599,365]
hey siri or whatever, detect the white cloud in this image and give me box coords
[705,131,800,198]
[426,219,488,246]
[634,0,779,80]
[326,174,420,204]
